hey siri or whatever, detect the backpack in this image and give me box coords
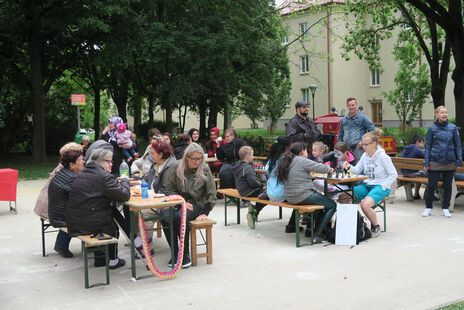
[326,211,372,245]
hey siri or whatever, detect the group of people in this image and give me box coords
[34,99,462,270]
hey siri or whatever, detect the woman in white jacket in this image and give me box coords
[349,131,397,237]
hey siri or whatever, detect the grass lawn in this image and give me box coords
[1,155,59,180]
[439,301,464,310]
[236,129,285,137]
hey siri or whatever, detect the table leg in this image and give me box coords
[295,210,301,248]
[169,207,175,265]
[130,211,136,279]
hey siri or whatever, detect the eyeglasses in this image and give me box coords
[361,141,374,146]
[188,156,203,162]
[104,160,113,164]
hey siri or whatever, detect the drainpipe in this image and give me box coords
[326,8,331,114]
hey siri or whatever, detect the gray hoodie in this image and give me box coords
[351,146,397,190]
[284,156,330,204]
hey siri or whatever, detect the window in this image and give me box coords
[370,69,380,86]
[302,88,309,103]
[299,22,308,39]
[406,90,413,102]
[401,15,412,30]
[300,56,309,73]
[282,34,288,45]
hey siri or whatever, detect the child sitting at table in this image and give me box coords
[232,146,267,229]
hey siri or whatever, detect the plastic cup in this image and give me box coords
[147,190,154,200]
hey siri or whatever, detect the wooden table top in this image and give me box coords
[125,196,181,211]
[205,157,219,163]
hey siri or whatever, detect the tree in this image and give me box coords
[383,30,431,131]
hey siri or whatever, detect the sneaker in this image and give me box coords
[313,235,324,244]
[371,225,381,238]
[422,208,432,217]
[182,254,192,268]
[257,192,269,200]
[240,201,250,209]
[413,194,421,200]
[168,258,175,268]
[54,246,73,258]
[247,206,257,229]
[442,209,452,218]
[109,258,126,269]
[433,195,440,201]
[135,249,155,259]
[285,225,303,233]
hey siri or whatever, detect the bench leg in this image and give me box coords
[295,210,301,247]
[104,245,110,286]
[206,227,213,264]
[224,196,228,226]
[279,207,282,220]
[236,198,240,225]
[403,183,413,201]
[41,219,46,257]
[191,227,198,266]
[83,242,89,289]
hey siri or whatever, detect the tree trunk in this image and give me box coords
[269,121,278,134]
[223,100,230,131]
[93,88,101,134]
[162,89,172,131]
[28,24,47,163]
[198,98,207,139]
[113,96,128,122]
[134,98,142,134]
[148,94,154,123]
[208,101,218,134]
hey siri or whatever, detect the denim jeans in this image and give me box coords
[426,170,455,209]
[55,230,71,249]
[298,191,337,235]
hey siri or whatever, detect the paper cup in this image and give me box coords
[147,189,154,200]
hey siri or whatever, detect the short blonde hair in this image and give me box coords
[434,105,447,119]
[312,142,328,155]
[239,146,253,160]
[363,128,382,145]
[59,142,83,156]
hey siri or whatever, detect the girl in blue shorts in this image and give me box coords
[349,130,397,237]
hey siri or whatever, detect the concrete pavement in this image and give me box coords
[1,179,463,310]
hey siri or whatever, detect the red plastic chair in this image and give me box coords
[0,169,18,214]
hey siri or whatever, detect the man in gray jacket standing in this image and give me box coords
[286,100,321,151]
[337,97,376,164]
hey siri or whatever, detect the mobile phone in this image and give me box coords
[97,235,112,240]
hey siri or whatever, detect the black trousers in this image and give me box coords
[426,170,454,209]
[160,203,202,258]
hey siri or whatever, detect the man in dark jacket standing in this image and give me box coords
[286,100,321,152]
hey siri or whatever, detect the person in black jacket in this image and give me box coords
[174,133,191,160]
[286,100,321,152]
[48,148,84,258]
[232,146,266,229]
[98,116,126,176]
[66,148,130,269]
[216,128,247,190]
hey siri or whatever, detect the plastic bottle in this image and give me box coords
[119,159,129,177]
[141,181,149,199]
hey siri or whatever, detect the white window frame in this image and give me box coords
[299,22,308,39]
[302,88,309,103]
[300,56,309,74]
[370,69,380,86]
[406,90,413,102]
[282,34,288,45]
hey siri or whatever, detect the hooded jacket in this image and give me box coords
[216,138,247,164]
[424,120,462,167]
[401,144,425,174]
[232,160,264,196]
[352,146,397,190]
[66,162,130,237]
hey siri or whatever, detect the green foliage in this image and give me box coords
[381,126,428,147]
[240,136,277,157]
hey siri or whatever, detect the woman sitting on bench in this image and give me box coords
[67,148,131,269]
[348,130,397,237]
[276,142,335,243]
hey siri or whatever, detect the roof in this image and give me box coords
[278,0,346,16]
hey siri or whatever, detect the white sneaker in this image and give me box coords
[442,209,451,218]
[422,208,432,217]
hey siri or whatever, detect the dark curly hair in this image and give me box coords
[276,142,307,182]
[61,149,83,169]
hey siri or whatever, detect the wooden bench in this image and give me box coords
[217,188,324,247]
[58,227,118,289]
[40,218,60,257]
[391,157,464,212]
[190,219,217,266]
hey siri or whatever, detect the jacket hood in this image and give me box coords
[368,145,386,161]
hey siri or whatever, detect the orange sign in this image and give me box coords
[71,94,86,106]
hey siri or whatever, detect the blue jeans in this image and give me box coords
[55,230,71,250]
[426,170,455,209]
[122,148,136,159]
[298,191,337,235]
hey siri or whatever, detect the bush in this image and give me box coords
[240,135,276,157]
[137,120,179,139]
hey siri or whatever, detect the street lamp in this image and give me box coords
[308,84,318,119]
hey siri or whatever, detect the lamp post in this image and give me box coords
[308,84,318,119]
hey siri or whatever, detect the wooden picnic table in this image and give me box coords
[311,173,369,202]
[125,195,181,280]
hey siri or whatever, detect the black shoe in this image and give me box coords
[54,246,73,258]
[304,228,312,238]
[109,258,126,269]
[182,254,192,268]
[413,194,421,200]
[168,258,175,268]
[285,225,303,233]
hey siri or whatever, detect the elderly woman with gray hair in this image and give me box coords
[161,143,217,268]
[66,148,131,269]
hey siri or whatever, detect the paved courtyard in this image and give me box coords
[1,179,464,310]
